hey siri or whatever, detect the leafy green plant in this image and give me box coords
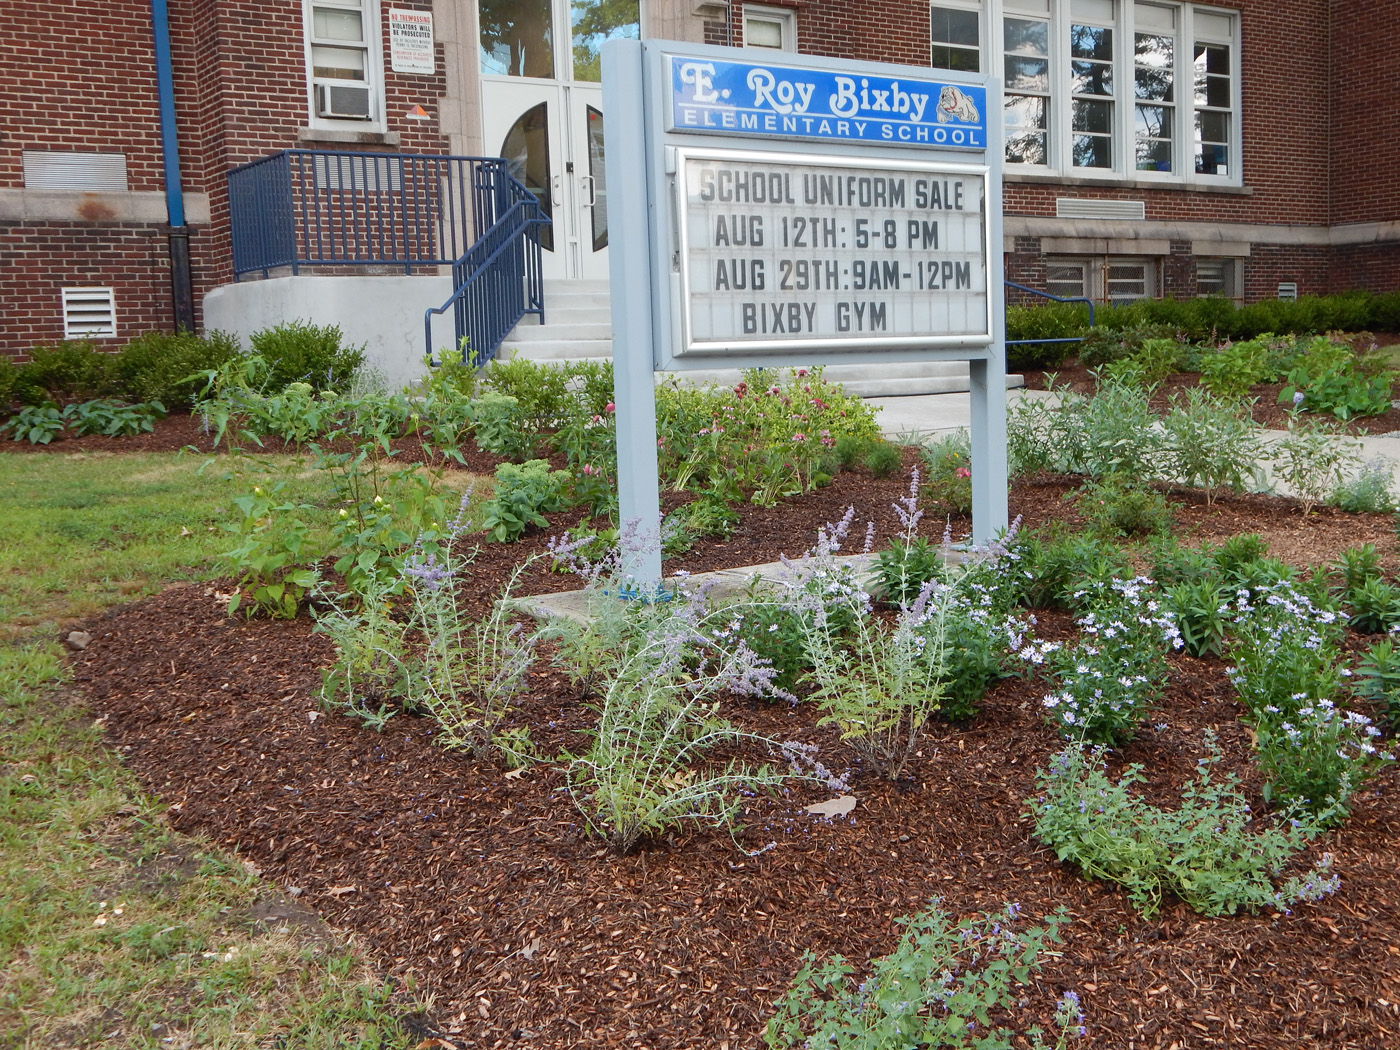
[1329,457,1398,513]
[764,901,1081,1050]
[64,398,167,437]
[1032,738,1339,918]
[248,319,365,393]
[1343,577,1400,634]
[1331,543,1384,597]
[1252,700,1394,825]
[1101,337,1187,387]
[1226,582,1346,719]
[1198,335,1273,399]
[1271,409,1363,515]
[873,536,945,605]
[1164,575,1231,658]
[1059,375,1164,479]
[1070,474,1175,538]
[313,573,424,730]
[1279,336,1394,420]
[1212,532,1269,581]
[221,481,322,618]
[481,459,570,542]
[1355,637,1400,732]
[469,389,532,460]
[920,432,973,514]
[2,403,65,444]
[1078,322,1179,370]
[863,440,903,478]
[1159,387,1264,504]
[13,340,110,403]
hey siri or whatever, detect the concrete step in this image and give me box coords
[507,321,613,342]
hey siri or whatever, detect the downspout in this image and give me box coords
[150,0,196,331]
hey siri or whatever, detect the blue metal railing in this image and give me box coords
[1005,280,1096,348]
[228,150,518,277]
[424,191,547,369]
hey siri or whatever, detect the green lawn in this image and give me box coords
[0,451,426,1048]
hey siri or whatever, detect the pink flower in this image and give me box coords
[797,369,808,377]
[605,402,615,414]
[810,398,826,410]
[791,432,806,443]
[956,467,971,478]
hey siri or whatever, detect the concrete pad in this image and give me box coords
[868,387,1059,444]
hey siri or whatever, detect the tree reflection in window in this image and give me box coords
[501,103,554,251]
[479,0,555,78]
[571,0,640,82]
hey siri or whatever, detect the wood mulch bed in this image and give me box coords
[59,435,1400,1049]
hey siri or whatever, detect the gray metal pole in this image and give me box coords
[602,40,664,593]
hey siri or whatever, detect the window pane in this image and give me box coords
[1073,134,1112,167]
[1004,17,1049,55]
[1134,104,1172,137]
[1202,76,1230,108]
[1135,66,1172,101]
[1004,94,1047,129]
[746,18,784,48]
[1006,131,1048,165]
[1195,140,1229,177]
[1197,110,1228,142]
[500,103,554,251]
[1005,56,1050,91]
[933,7,980,46]
[1203,43,1230,74]
[1135,136,1172,171]
[314,8,363,42]
[587,105,607,251]
[479,0,555,78]
[933,45,981,72]
[1072,60,1113,96]
[1070,24,1113,60]
[1108,264,1148,300]
[1073,99,1112,133]
[1134,33,1173,67]
[573,0,639,80]
[312,45,365,80]
[1046,263,1087,297]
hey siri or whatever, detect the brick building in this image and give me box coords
[1,0,1396,364]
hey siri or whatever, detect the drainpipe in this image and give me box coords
[150,0,196,332]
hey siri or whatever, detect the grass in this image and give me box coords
[0,450,431,1048]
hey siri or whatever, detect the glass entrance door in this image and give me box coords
[478,0,638,281]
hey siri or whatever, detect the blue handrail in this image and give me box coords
[228,150,516,277]
[1004,280,1096,347]
[424,195,548,368]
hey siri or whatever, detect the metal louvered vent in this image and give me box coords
[23,151,128,191]
[62,287,117,339]
[1055,198,1146,221]
[313,154,403,192]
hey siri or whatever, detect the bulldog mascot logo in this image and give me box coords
[936,85,981,124]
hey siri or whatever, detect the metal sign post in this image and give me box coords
[603,40,1006,594]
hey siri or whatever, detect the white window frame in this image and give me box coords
[933,1,1241,187]
[1195,257,1242,301]
[742,4,797,51]
[930,1,985,73]
[304,0,386,131]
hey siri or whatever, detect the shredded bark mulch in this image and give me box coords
[65,463,1400,1049]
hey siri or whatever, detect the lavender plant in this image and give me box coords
[1032,738,1340,918]
[764,900,1082,1050]
[1037,577,1181,746]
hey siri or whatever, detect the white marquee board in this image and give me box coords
[602,40,1007,589]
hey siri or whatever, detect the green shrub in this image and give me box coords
[469,389,532,460]
[1071,474,1175,538]
[1329,457,1397,514]
[919,432,973,514]
[1279,336,1394,420]
[481,459,570,542]
[1079,322,1179,370]
[1355,637,1400,732]
[247,320,365,392]
[16,340,110,403]
[863,440,903,478]
[1033,738,1338,918]
[1159,387,1264,502]
[109,329,238,407]
[0,357,18,406]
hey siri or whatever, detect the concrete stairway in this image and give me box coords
[500,280,1020,396]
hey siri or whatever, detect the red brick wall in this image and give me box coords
[1331,246,1400,297]
[1329,0,1400,227]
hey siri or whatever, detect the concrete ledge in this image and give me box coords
[0,188,210,224]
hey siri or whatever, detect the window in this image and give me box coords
[1196,258,1240,299]
[935,1,1239,182]
[931,5,982,71]
[743,5,796,51]
[1046,257,1156,302]
[307,0,379,123]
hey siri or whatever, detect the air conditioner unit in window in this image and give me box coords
[315,82,372,120]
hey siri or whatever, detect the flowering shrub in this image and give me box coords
[765,900,1082,1050]
[1036,577,1181,746]
[920,432,973,514]
[1032,739,1340,918]
[1226,582,1346,718]
[1252,699,1394,825]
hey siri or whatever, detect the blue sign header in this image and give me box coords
[667,54,987,151]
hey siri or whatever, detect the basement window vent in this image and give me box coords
[1277,282,1299,302]
[62,287,117,339]
[23,151,129,192]
[1055,198,1146,221]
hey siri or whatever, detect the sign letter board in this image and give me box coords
[601,39,1007,588]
